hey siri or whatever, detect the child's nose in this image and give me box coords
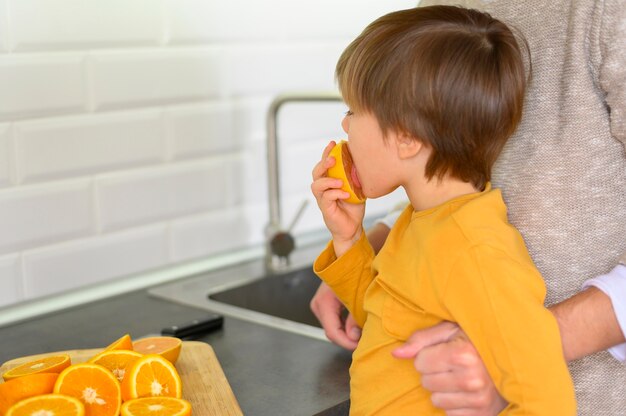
[341,116,349,133]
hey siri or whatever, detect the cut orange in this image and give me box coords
[121,354,182,402]
[103,334,133,352]
[88,350,143,383]
[5,394,85,416]
[0,373,59,414]
[2,354,71,381]
[54,363,121,416]
[120,397,192,416]
[132,337,182,364]
[327,140,366,204]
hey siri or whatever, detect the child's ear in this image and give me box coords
[395,132,423,160]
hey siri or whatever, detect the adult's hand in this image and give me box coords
[392,321,507,416]
[310,282,361,350]
[310,222,391,349]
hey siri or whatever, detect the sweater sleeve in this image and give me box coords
[593,0,626,318]
[593,0,626,147]
[583,264,626,361]
[313,232,376,327]
[443,245,576,415]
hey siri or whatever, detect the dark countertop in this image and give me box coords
[0,288,351,415]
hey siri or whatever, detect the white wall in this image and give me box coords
[0,0,415,307]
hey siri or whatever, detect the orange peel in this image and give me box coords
[0,373,59,414]
[103,334,133,352]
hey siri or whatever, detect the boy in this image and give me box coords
[311,5,576,415]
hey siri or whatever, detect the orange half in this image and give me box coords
[132,337,182,364]
[2,354,71,381]
[120,397,192,416]
[121,354,182,402]
[89,349,144,383]
[54,363,122,416]
[103,334,133,352]
[5,394,85,416]
[327,140,365,204]
[0,373,59,414]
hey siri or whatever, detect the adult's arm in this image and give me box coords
[559,267,626,370]
[564,0,626,363]
[392,284,626,416]
[554,282,625,361]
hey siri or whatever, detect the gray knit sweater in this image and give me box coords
[417,0,626,414]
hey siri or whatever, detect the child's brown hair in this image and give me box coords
[336,5,529,190]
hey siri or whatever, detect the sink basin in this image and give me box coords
[208,266,322,328]
[148,240,330,340]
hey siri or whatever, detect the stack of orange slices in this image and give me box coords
[0,334,191,416]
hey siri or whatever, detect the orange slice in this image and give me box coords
[328,140,366,204]
[104,334,133,352]
[121,354,182,402]
[2,354,71,381]
[5,394,85,416]
[0,373,59,414]
[89,350,144,383]
[120,397,192,416]
[54,363,122,416]
[132,337,182,364]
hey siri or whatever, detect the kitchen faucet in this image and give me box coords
[265,91,343,272]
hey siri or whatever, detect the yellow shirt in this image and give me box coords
[314,187,576,415]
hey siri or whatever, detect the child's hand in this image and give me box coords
[311,141,365,257]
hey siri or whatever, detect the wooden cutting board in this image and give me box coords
[0,341,243,415]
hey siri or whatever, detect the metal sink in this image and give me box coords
[148,240,330,340]
[208,265,322,328]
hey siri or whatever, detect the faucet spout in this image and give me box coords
[265,91,343,271]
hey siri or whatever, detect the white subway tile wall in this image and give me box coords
[0,180,93,254]
[227,43,343,95]
[96,158,239,231]
[0,1,8,52]
[89,48,227,110]
[0,124,11,187]
[0,0,415,306]
[15,110,166,183]
[0,254,21,307]
[0,54,87,120]
[165,102,237,159]
[9,0,162,51]
[170,208,253,263]
[22,225,169,299]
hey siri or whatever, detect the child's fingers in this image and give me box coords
[312,141,338,180]
[311,177,344,200]
[312,155,336,180]
[322,140,337,159]
[317,189,350,212]
[311,159,327,181]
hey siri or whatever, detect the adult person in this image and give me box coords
[310,0,626,414]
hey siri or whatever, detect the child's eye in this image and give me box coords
[345,110,354,116]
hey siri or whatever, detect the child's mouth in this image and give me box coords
[342,142,364,200]
[351,165,363,190]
